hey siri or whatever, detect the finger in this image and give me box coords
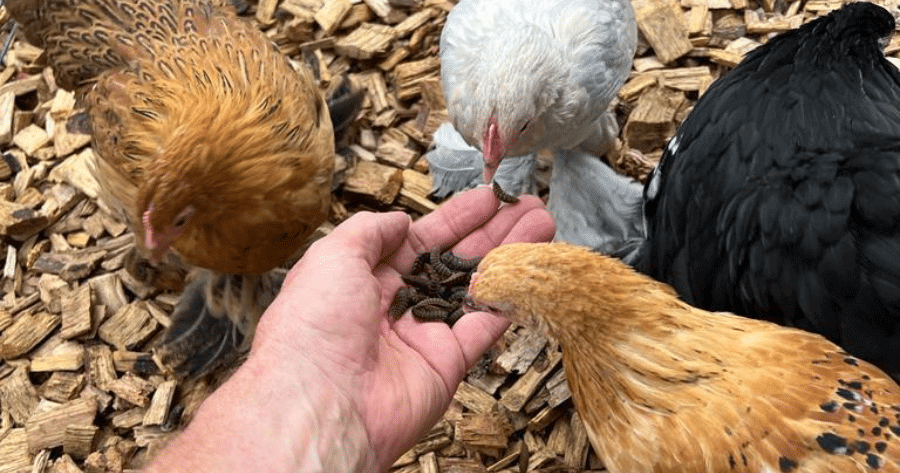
[451,311,511,371]
[451,197,554,258]
[396,192,550,271]
[388,187,500,272]
[408,186,499,249]
[317,211,410,269]
[500,206,557,245]
[285,211,410,288]
[390,314,469,393]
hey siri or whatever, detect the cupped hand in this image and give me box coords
[253,187,555,470]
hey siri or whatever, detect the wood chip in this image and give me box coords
[142,380,176,427]
[0,311,61,359]
[623,86,687,153]
[25,398,97,453]
[453,381,498,415]
[633,0,693,64]
[59,285,92,340]
[62,424,97,460]
[0,92,15,145]
[97,302,158,351]
[362,0,393,19]
[31,250,104,283]
[314,0,353,34]
[107,372,154,408]
[40,372,85,403]
[335,23,395,59]
[343,160,403,204]
[30,344,85,372]
[0,200,49,241]
[0,428,32,473]
[0,367,40,425]
[455,409,514,453]
[398,169,436,214]
[499,350,562,412]
[11,124,50,157]
[85,345,116,392]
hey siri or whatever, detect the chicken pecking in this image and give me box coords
[438,0,636,185]
[467,242,900,473]
[5,0,348,376]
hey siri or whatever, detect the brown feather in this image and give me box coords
[5,0,334,375]
[7,0,333,274]
[470,243,900,473]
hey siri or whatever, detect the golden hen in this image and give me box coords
[5,0,338,375]
[467,243,900,473]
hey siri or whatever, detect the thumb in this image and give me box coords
[314,211,411,270]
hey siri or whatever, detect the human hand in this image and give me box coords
[253,187,555,470]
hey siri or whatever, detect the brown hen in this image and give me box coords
[467,243,900,473]
[5,0,339,376]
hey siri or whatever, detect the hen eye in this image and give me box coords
[519,120,530,133]
[172,206,195,228]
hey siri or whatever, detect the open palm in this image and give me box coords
[254,187,555,470]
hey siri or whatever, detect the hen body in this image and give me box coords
[469,242,900,473]
[6,0,336,374]
[580,2,900,375]
[439,0,636,183]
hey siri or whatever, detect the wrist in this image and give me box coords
[146,347,377,472]
[246,344,379,472]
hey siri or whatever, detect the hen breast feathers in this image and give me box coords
[8,0,334,275]
[440,0,636,163]
[469,242,900,473]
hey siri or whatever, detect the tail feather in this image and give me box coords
[154,268,286,378]
[327,78,364,144]
[548,148,645,257]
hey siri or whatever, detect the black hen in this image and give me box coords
[629,2,900,375]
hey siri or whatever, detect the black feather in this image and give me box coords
[632,2,900,376]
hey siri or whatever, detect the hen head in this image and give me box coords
[452,27,566,182]
[133,89,326,266]
[138,147,204,262]
[468,243,633,332]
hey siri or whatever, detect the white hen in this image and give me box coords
[440,0,637,183]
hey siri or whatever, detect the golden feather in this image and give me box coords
[470,243,900,473]
[7,0,334,274]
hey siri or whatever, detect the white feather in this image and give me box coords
[548,148,644,259]
[440,0,637,156]
[426,123,539,198]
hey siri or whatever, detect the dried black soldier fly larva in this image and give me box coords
[389,248,482,326]
[492,180,520,204]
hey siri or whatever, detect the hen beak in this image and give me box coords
[145,228,168,263]
[462,294,487,313]
[463,272,490,313]
[482,119,505,183]
[143,210,174,263]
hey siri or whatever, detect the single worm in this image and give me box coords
[411,305,450,321]
[447,286,469,302]
[411,250,432,274]
[447,308,465,326]
[411,298,454,310]
[492,180,520,204]
[430,255,454,278]
[390,286,415,319]
[441,252,482,272]
[401,274,442,294]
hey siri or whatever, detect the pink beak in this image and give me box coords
[143,209,169,263]
[482,118,504,183]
